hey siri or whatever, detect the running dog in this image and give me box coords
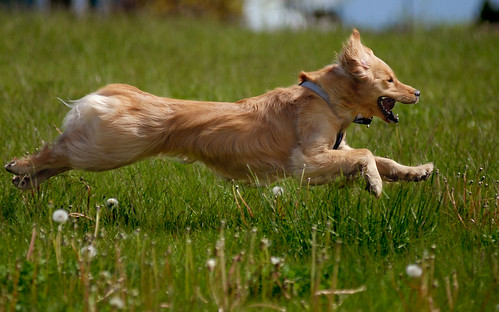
[5,29,433,197]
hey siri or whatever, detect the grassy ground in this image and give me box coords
[0,13,498,311]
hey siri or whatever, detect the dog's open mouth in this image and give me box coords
[378,96,399,123]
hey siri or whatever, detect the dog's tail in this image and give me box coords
[63,93,117,131]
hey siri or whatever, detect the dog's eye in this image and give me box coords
[387,77,394,83]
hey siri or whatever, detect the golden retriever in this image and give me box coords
[5,29,433,197]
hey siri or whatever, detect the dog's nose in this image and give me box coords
[414,90,421,97]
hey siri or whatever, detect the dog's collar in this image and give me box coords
[299,80,372,150]
[353,115,373,125]
[299,80,372,126]
[299,80,330,105]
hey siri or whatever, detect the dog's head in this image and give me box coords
[337,29,420,124]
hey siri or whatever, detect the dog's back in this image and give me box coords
[59,84,301,181]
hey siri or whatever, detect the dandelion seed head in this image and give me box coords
[406,264,423,278]
[109,296,125,309]
[99,271,111,279]
[105,198,119,209]
[272,186,284,197]
[215,238,225,251]
[52,209,69,223]
[81,245,97,259]
[206,258,216,271]
[260,238,270,249]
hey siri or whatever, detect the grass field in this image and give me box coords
[0,13,498,311]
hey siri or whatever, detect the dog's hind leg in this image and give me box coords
[5,144,70,175]
[12,167,71,190]
[5,144,72,189]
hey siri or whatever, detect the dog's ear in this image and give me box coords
[299,72,310,83]
[337,29,371,78]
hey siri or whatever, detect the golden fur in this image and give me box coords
[5,30,433,197]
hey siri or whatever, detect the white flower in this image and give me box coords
[406,264,423,278]
[81,245,97,259]
[109,296,125,309]
[270,256,282,265]
[272,186,284,197]
[105,198,119,209]
[52,209,69,223]
[99,271,111,279]
[206,258,216,271]
[260,238,271,249]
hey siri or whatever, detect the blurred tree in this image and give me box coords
[139,0,242,20]
[479,0,499,23]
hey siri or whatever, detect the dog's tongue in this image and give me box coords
[378,97,399,123]
[381,97,395,111]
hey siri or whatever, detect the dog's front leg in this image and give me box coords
[293,148,383,197]
[374,156,434,182]
[334,139,433,187]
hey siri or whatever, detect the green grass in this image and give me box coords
[0,12,498,311]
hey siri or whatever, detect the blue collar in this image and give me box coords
[299,80,373,126]
[299,80,372,149]
[299,80,330,105]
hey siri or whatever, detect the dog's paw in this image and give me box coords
[412,162,434,181]
[5,159,33,175]
[365,174,382,198]
[5,160,20,174]
[12,175,36,191]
